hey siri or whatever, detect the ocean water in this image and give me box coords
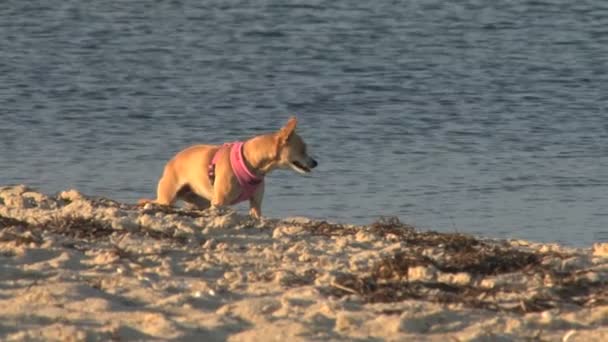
[2,0,608,246]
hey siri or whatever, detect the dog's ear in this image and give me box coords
[277,116,298,145]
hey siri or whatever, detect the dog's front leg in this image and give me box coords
[249,183,265,220]
[211,167,232,209]
[211,193,227,209]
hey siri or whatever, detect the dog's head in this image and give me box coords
[275,117,318,175]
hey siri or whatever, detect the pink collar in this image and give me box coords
[210,141,263,204]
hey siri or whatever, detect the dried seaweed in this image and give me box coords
[0,215,29,229]
[329,269,606,314]
[372,252,434,280]
[301,221,359,237]
[439,247,541,275]
[137,224,188,244]
[0,214,188,246]
[370,217,481,250]
[41,215,116,239]
[324,217,607,314]
[329,273,499,310]
[367,218,544,276]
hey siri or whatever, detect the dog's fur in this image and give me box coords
[138,117,317,219]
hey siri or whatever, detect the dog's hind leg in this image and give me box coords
[178,187,211,210]
[138,168,178,206]
[153,166,181,206]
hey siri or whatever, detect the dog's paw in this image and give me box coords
[249,208,262,220]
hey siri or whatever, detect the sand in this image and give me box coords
[1,184,608,341]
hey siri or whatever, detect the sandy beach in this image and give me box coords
[1,184,608,341]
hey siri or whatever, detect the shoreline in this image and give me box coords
[1,184,608,341]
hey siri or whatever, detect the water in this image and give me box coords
[2,0,608,246]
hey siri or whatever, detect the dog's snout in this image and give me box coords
[310,158,318,168]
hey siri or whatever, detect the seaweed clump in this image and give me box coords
[42,215,115,239]
[327,217,607,314]
[0,214,187,245]
[0,215,28,229]
[302,221,359,237]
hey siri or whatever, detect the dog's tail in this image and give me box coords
[137,198,155,206]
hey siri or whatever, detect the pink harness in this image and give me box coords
[208,141,263,204]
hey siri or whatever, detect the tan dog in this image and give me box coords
[138,117,317,219]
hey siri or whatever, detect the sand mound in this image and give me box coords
[1,184,608,341]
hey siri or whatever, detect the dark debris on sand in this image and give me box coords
[0,214,188,245]
[0,215,29,229]
[321,217,608,314]
[301,221,359,237]
[42,216,116,239]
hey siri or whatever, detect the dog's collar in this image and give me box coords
[230,141,264,186]
[208,141,263,205]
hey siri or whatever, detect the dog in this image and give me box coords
[138,117,317,219]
